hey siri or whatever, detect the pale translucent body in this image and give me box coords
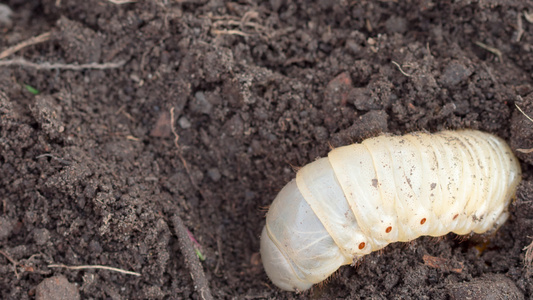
[260,130,521,291]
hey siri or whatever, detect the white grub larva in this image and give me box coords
[260,130,521,292]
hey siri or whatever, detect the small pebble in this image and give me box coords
[178,116,191,129]
[0,216,13,239]
[33,228,50,246]
[130,74,141,82]
[345,39,362,55]
[190,91,213,115]
[207,168,221,182]
[0,4,13,27]
[385,16,407,34]
[88,240,103,254]
[224,114,244,136]
[36,276,80,300]
[441,61,472,86]
[447,274,524,300]
[314,126,328,141]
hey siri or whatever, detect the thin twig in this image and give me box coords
[169,108,213,299]
[516,13,524,42]
[524,10,533,23]
[0,250,20,279]
[212,20,267,33]
[475,41,503,62]
[0,250,18,265]
[211,29,250,37]
[171,214,213,300]
[106,0,136,3]
[517,148,533,154]
[515,102,533,123]
[169,107,210,209]
[0,58,126,70]
[170,107,201,192]
[391,61,413,77]
[186,228,206,261]
[0,32,51,60]
[214,235,223,276]
[48,264,141,276]
[524,238,533,268]
[208,12,269,39]
[35,153,71,165]
[423,254,464,274]
[514,101,533,153]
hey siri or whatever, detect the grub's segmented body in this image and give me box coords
[260,130,521,291]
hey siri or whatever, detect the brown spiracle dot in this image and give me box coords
[386,226,392,233]
[358,242,366,250]
[420,218,426,225]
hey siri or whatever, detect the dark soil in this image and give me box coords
[1,0,533,299]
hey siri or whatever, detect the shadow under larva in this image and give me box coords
[260,129,522,292]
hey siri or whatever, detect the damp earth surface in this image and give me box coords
[1,0,533,299]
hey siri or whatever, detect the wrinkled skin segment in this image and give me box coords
[261,130,522,291]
